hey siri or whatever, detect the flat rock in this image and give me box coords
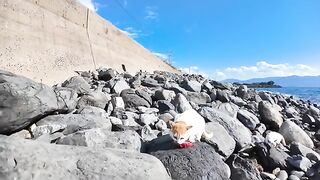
[32,114,111,138]
[0,135,170,180]
[150,143,231,180]
[57,128,141,151]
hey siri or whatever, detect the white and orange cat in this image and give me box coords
[169,109,213,144]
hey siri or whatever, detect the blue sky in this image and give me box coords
[79,0,320,80]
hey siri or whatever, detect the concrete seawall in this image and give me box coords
[0,0,179,85]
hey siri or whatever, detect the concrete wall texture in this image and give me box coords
[0,0,179,85]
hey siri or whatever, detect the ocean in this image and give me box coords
[256,87,320,105]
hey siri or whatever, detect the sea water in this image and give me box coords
[257,87,320,105]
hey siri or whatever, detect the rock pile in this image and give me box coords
[1,68,320,180]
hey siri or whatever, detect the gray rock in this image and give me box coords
[0,135,170,180]
[141,77,161,87]
[236,85,248,99]
[154,89,176,101]
[32,114,112,138]
[198,107,252,148]
[140,125,158,142]
[237,109,260,130]
[62,76,91,94]
[258,101,283,130]
[288,175,300,180]
[285,107,299,118]
[35,132,64,143]
[229,155,262,180]
[279,120,314,148]
[302,114,316,125]
[151,143,231,180]
[172,93,192,113]
[155,120,167,131]
[9,129,32,139]
[139,114,158,126]
[0,70,60,134]
[76,106,108,118]
[57,128,141,151]
[121,89,151,108]
[111,96,125,109]
[137,106,159,114]
[255,142,291,170]
[214,102,239,118]
[277,170,288,180]
[186,92,211,105]
[230,95,247,106]
[155,100,175,113]
[202,80,213,91]
[112,79,130,94]
[54,87,78,112]
[260,172,277,180]
[98,68,117,81]
[288,155,312,172]
[209,89,217,101]
[165,82,188,96]
[290,142,320,162]
[258,91,275,104]
[77,91,111,109]
[205,122,236,158]
[109,117,123,125]
[216,89,230,102]
[181,79,202,92]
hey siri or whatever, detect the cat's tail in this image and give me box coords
[202,131,213,140]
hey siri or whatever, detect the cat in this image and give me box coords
[169,109,213,144]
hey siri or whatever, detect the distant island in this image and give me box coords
[223,75,320,87]
[233,81,282,88]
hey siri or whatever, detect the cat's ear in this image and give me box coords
[187,125,193,130]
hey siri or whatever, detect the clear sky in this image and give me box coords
[79,0,320,80]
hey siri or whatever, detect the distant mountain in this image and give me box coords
[223,75,320,87]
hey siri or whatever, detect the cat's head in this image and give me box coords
[169,121,192,144]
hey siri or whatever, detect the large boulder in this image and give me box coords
[0,70,60,134]
[57,128,141,151]
[150,143,231,180]
[258,101,283,130]
[205,122,236,158]
[198,107,252,148]
[0,136,170,180]
[290,142,320,162]
[31,114,112,138]
[279,120,314,148]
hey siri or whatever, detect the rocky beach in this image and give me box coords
[1,68,320,180]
